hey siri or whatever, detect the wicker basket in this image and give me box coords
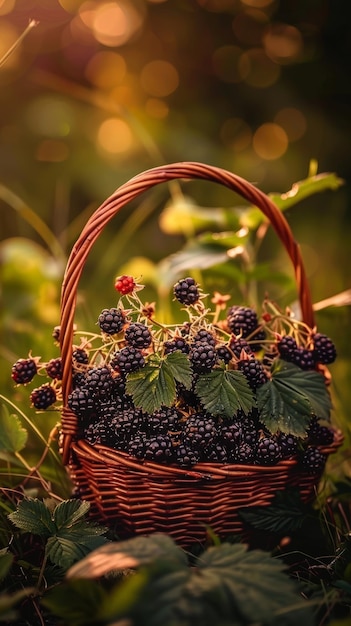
[60,162,342,546]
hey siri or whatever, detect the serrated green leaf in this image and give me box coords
[53,499,91,530]
[257,361,332,435]
[0,405,27,453]
[46,532,108,570]
[164,350,192,389]
[126,361,176,413]
[193,543,312,624]
[238,488,309,534]
[8,498,56,537]
[195,370,255,417]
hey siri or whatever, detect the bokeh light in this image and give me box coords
[79,1,144,47]
[25,97,73,137]
[0,0,15,16]
[145,98,169,119]
[140,60,179,97]
[232,9,268,46]
[274,107,307,142]
[252,122,288,159]
[263,23,303,64]
[85,51,126,89]
[97,117,134,154]
[212,45,243,83]
[238,48,280,87]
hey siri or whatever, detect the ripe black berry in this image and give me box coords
[111,346,145,373]
[313,333,337,365]
[30,384,57,410]
[277,336,297,361]
[190,342,217,373]
[182,413,217,450]
[173,277,200,305]
[307,418,334,446]
[206,442,228,463]
[11,358,38,385]
[229,337,254,359]
[232,442,256,464]
[238,358,268,390]
[72,348,89,367]
[227,306,258,338]
[68,388,95,418]
[292,348,315,370]
[255,436,282,465]
[98,308,125,335]
[45,358,63,380]
[216,345,232,364]
[193,329,216,346]
[84,420,111,446]
[301,446,327,474]
[279,433,298,458]
[125,322,152,349]
[143,435,173,463]
[164,336,189,355]
[175,443,200,468]
[85,366,114,397]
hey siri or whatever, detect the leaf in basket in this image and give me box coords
[195,370,255,418]
[0,405,27,453]
[191,542,313,625]
[257,360,332,436]
[126,355,187,414]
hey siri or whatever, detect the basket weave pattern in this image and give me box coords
[60,162,342,545]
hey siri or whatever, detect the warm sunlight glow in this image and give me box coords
[92,1,144,47]
[0,0,15,16]
[253,123,288,159]
[274,107,307,141]
[97,117,134,153]
[140,60,179,97]
[263,23,303,63]
[85,51,127,88]
[145,98,169,119]
[238,48,280,87]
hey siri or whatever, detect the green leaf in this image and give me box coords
[126,355,190,413]
[195,370,255,417]
[67,533,187,579]
[0,549,13,581]
[46,531,108,570]
[53,499,91,530]
[8,498,56,537]
[42,579,107,626]
[164,350,192,389]
[0,405,27,453]
[238,489,309,534]
[192,543,312,625]
[257,361,332,436]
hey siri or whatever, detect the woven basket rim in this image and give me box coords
[60,161,319,466]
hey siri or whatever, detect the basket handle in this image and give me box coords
[60,162,314,464]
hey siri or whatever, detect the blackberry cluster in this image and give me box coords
[12,274,338,476]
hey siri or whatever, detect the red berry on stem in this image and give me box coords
[114,275,136,295]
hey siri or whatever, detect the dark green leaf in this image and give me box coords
[126,358,182,413]
[8,498,56,537]
[46,532,108,570]
[238,489,309,534]
[41,579,107,626]
[257,360,332,436]
[0,405,27,453]
[0,549,13,581]
[193,543,312,624]
[164,350,192,390]
[195,370,255,417]
[53,499,91,530]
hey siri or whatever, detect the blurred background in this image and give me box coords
[1,0,350,477]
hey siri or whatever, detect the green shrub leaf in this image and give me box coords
[257,360,332,435]
[0,405,27,453]
[53,499,91,530]
[46,531,108,570]
[195,370,255,417]
[238,488,309,534]
[8,498,56,537]
[0,549,14,582]
[164,350,192,389]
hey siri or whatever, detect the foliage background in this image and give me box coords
[1,0,351,481]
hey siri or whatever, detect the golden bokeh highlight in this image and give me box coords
[85,51,126,88]
[79,1,144,47]
[238,48,280,87]
[0,0,15,16]
[252,123,288,160]
[212,45,243,83]
[140,60,179,97]
[97,117,134,153]
[274,107,307,141]
[263,23,303,63]
[145,98,169,119]
[220,117,252,152]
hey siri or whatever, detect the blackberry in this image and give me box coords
[143,435,173,463]
[30,384,57,410]
[190,342,217,373]
[292,348,315,370]
[68,388,95,418]
[84,421,110,446]
[72,348,89,367]
[128,435,146,459]
[232,442,256,464]
[173,277,200,305]
[255,436,282,465]
[301,446,327,475]
[313,333,337,365]
[146,406,182,435]
[227,306,258,338]
[229,337,254,359]
[218,420,243,451]
[110,408,144,444]
[307,419,334,446]
[216,344,232,364]
[11,358,38,384]
[193,329,216,346]
[241,418,259,448]
[206,442,228,463]
[45,357,63,380]
[175,443,200,468]
[85,366,113,397]
[279,433,298,458]
[238,358,268,390]
[277,336,298,361]
[72,372,87,389]
[182,413,217,450]
[111,346,145,373]
[164,336,189,355]
[250,328,266,352]
[125,322,152,349]
[98,308,125,335]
